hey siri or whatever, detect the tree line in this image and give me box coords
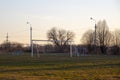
[0,19,120,55]
[81,20,120,55]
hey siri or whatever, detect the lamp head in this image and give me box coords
[90,17,93,20]
[27,22,29,24]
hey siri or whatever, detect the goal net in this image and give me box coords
[31,40,73,57]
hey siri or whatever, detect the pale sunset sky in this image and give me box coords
[0,0,120,44]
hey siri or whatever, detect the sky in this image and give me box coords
[0,0,120,45]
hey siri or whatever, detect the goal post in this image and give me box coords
[31,39,73,57]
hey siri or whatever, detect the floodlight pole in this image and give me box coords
[27,22,33,57]
[30,26,33,57]
[31,40,33,57]
[90,17,97,54]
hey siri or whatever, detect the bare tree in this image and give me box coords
[47,27,75,52]
[113,29,120,47]
[81,29,94,45]
[110,29,120,55]
[96,20,111,54]
[81,29,94,53]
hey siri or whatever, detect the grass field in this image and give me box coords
[0,53,120,80]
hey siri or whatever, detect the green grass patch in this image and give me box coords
[0,53,120,80]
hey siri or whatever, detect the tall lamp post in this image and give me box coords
[90,17,97,54]
[27,22,33,57]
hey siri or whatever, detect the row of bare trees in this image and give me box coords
[0,41,29,53]
[81,20,120,55]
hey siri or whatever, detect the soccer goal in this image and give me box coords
[31,39,73,57]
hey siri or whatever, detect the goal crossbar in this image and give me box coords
[32,39,72,42]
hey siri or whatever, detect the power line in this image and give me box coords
[6,33,9,43]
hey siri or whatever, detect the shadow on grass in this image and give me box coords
[0,63,119,73]
[0,77,16,80]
